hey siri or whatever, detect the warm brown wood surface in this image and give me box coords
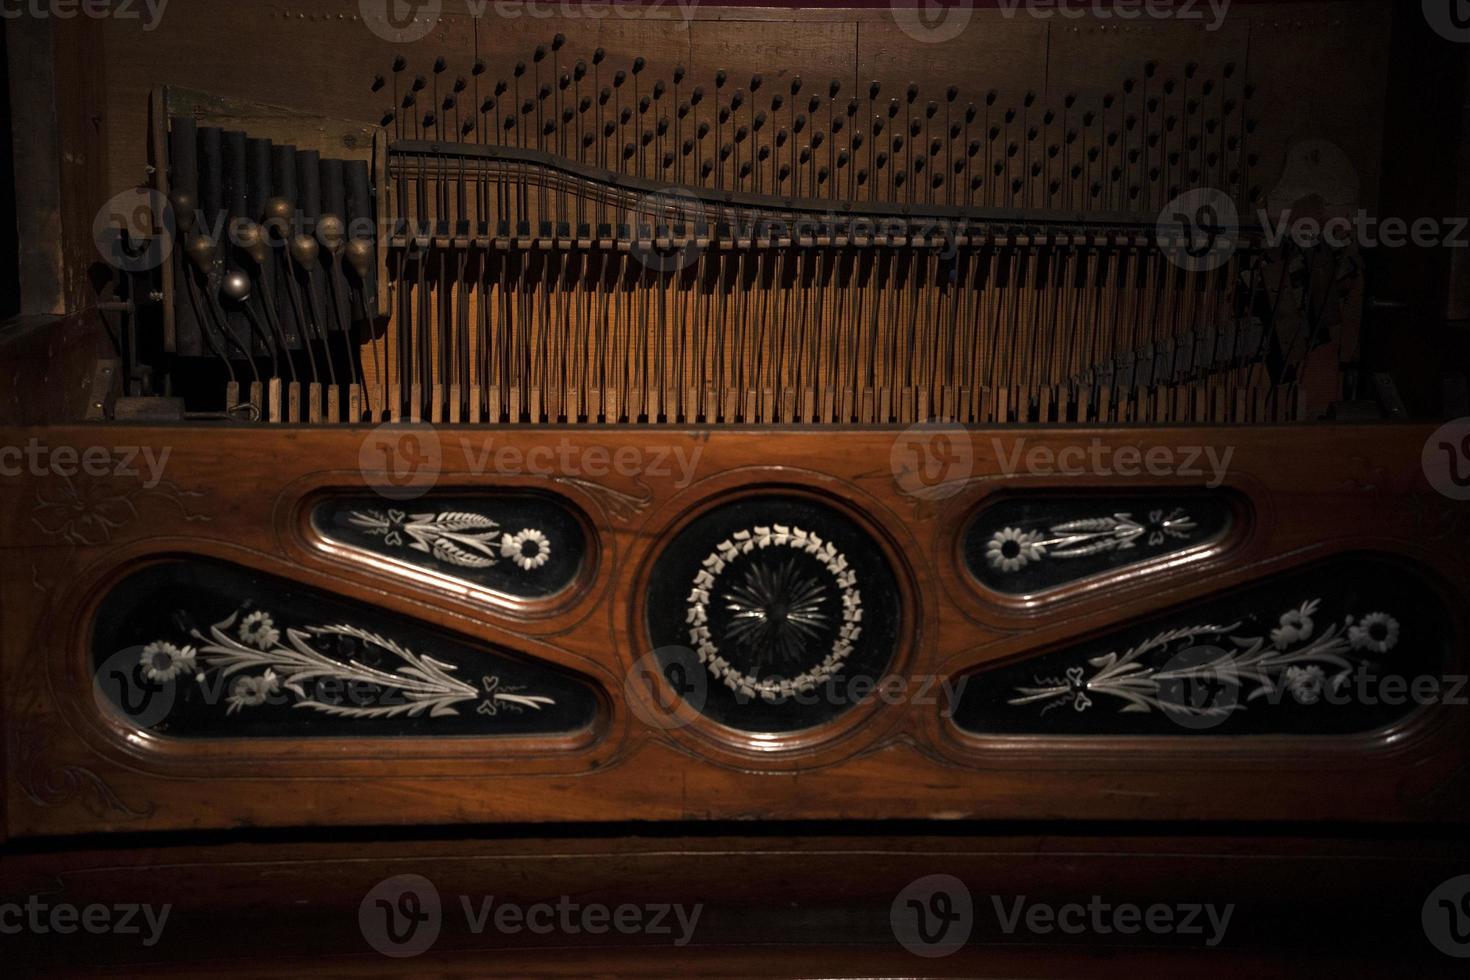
[1,422,1466,838]
[2,831,1466,975]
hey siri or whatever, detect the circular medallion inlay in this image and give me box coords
[644,495,901,733]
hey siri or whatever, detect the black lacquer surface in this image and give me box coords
[952,555,1451,736]
[645,495,902,734]
[91,559,599,738]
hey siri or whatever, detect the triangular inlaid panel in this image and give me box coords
[91,559,600,738]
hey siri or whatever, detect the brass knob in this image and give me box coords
[170,189,197,233]
[221,269,251,302]
[290,233,320,270]
[344,238,374,280]
[184,234,217,274]
[316,214,345,254]
[262,196,294,234]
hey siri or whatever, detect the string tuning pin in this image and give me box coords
[533,45,547,64]
[790,75,802,95]
[371,74,385,92]
[552,32,565,51]
[633,56,646,76]
[906,83,919,104]
[473,59,486,77]
[749,73,761,92]
[674,65,687,85]
[412,74,427,92]
[829,79,842,98]
[433,56,446,74]
[392,55,407,73]
[689,85,703,105]
[593,47,606,65]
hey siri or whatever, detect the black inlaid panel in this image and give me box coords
[645,495,901,734]
[963,494,1232,595]
[951,555,1451,736]
[313,493,585,599]
[91,560,599,738]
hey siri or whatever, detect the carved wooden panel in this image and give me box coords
[1,423,1466,837]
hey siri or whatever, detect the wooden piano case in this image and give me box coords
[3,1,1470,974]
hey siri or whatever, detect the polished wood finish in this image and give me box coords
[2,422,1466,838]
[2,831,1466,975]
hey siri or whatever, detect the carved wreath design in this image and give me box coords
[687,524,862,701]
[348,509,550,571]
[1009,599,1401,718]
[139,608,554,721]
[985,508,1198,573]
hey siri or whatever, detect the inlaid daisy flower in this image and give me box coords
[237,610,280,650]
[1349,612,1399,654]
[139,641,197,683]
[1270,601,1317,649]
[502,528,551,570]
[985,527,1044,572]
[226,670,280,715]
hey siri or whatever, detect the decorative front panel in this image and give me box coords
[962,495,1233,596]
[644,495,902,735]
[312,493,586,600]
[951,556,1451,736]
[90,560,600,738]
